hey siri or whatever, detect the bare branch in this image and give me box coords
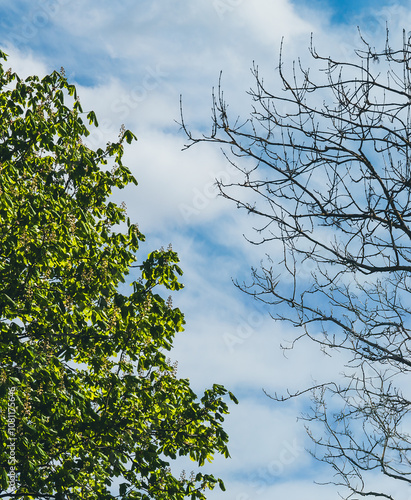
[183,29,411,499]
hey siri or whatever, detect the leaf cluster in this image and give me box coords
[0,51,236,500]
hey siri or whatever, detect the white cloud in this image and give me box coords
[238,0,314,45]
[2,0,411,498]
[2,45,50,78]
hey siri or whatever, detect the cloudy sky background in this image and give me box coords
[2,1,411,498]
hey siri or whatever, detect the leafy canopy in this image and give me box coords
[0,51,237,500]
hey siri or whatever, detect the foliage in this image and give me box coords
[0,51,237,499]
[182,30,411,499]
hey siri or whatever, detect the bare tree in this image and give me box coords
[182,30,411,499]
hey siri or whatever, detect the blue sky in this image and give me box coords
[292,0,396,23]
[1,1,410,498]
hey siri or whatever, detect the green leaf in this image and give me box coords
[229,391,239,404]
[123,130,137,144]
[87,110,98,126]
[0,59,234,500]
[218,478,226,491]
[119,482,128,496]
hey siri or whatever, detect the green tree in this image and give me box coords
[0,51,236,500]
[182,31,411,499]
